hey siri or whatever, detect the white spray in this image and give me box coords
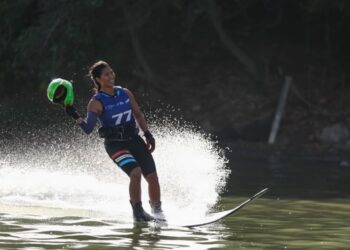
[0,114,230,223]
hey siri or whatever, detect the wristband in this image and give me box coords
[144,130,153,139]
[65,106,81,120]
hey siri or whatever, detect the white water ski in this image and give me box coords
[167,188,269,227]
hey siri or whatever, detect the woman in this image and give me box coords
[64,60,164,222]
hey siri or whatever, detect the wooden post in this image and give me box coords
[268,76,292,144]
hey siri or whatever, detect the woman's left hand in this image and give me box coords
[144,130,155,153]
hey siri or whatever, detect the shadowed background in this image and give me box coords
[1,0,350,143]
[1,0,350,193]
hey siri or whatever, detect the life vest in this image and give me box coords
[93,86,136,128]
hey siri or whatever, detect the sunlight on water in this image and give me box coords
[0,116,230,225]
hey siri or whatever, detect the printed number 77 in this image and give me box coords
[112,110,132,125]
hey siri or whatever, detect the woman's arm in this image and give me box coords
[76,99,102,134]
[124,88,149,133]
[124,88,155,152]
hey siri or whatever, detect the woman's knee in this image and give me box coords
[129,167,142,180]
[145,171,159,183]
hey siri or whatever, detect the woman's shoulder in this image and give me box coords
[114,85,132,97]
[89,95,103,105]
[114,85,126,93]
[91,92,102,100]
[87,96,103,114]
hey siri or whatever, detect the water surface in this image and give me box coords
[0,195,349,249]
[0,112,349,249]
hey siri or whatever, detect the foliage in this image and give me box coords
[0,0,350,97]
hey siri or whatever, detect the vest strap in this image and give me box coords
[98,123,138,141]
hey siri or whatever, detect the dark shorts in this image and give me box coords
[104,135,156,176]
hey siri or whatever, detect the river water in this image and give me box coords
[0,111,349,249]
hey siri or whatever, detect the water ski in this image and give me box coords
[172,188,269,227]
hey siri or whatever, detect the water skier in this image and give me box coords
[48,61,164,222]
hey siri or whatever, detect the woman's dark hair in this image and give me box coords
[89,60,109,93]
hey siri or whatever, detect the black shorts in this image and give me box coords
[104,135,156,176]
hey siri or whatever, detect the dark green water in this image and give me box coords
[0,196,349,249]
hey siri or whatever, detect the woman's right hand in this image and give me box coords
[64,105,81,120]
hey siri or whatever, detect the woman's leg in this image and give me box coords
[129,136,160,205]
[104,140,153,221]
[129,167,142,205]
[145,171,165,220]
[129,167,154,221]
[128,136,165,220]
[145,171,161,205]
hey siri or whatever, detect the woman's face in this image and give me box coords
[96,66,116,87]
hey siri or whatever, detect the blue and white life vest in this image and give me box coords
[93,86,136,128]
